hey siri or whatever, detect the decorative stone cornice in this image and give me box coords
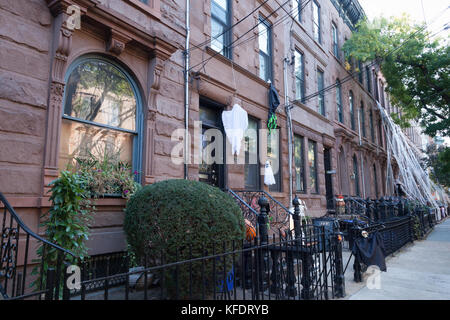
[107,28,132,55]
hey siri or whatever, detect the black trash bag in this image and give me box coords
[352,232,387,272]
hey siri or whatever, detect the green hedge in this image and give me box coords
[124,179,245,298]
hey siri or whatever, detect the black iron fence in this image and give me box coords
[63,196,345,300]
[334,195,439,283]
[0,192,76,300]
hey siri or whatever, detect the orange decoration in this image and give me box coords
[245,219,257,241]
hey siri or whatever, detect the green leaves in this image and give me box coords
[344,15,450,137]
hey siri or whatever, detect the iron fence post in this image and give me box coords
[333,231,346,298]
[257,196,269,296]
[45,267,55,300]
[351,224,363,283]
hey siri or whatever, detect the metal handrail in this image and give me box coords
[226,189,259,217]
[0,192,76,258]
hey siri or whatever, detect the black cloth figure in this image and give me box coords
[352,232,387,272]
[267,83,280,134]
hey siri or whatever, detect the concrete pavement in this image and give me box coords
[345,218,450,300]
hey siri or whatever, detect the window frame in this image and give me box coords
[210,0,232,59]
[312,1,321,44]
[349,91,355,130]
[360,102,366,138]
[294,49,305,103]
[308,140,319,194]
[294,134,306,193]
[292,0,302,22]
[336,79,343,123]
[258,16,273,82]
[317,69,325,116]
[61,55,144,182]
[331,22,339,58]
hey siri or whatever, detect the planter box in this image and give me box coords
[86,197,128,256]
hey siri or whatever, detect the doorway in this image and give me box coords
[198,97,225,189]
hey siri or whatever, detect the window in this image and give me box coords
[378,120,383,148]
[294,50,305,102]
[360,102,366,138]
[374,71,379,102]
[292,0,302,21]
[370,109,375,143]
[60,57,141,177]
[308,140,318,193]
[211,0,231,58]
[366,66,372,93]
[267,130,281,192]
[317,69,325,116]
[353,155,360,196]
[332,23,339,58]
[313,1,321,43]
[244,118,259,190]
[349,91,355,130]
[258,17,272,82]
[336,79,343,123]
[294,135,306,192]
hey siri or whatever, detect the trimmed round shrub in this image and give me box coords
[124,179,245,298]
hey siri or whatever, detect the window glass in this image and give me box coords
[258,18,272,82]
[295,50,305,102]
[313,1,321,43]
[308,140,318,193]
[292,0,302,21]
[349,91,355,130]
[60,59,138,172]
[332,23,339,57]
[317,70,325,116]
[294,135,305,192]
[336,80,343,123]
[211,0,230,58]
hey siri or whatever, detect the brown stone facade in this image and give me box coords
[0,0,394,255]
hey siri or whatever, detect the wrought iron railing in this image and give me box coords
[0,192,75,300]
[64,196,346,301]
[228,189,291,232]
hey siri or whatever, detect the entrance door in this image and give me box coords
[198,98,225,189]
[324,148,334,209]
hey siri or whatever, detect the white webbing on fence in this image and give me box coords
[377,102,443,210]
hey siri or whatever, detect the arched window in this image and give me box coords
[336,79,343,123]
[353,155,360,197]
[349,91,355,130]
[59,56,142,179]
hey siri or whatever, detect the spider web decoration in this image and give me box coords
[377,102,448,210]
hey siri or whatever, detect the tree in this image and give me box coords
[423,143,450,188]
[343,15,450,137]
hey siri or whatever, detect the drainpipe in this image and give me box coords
[357,108,366,198]
[184,0,190,180]
[283,57,294,209]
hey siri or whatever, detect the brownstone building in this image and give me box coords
[0,0,403,255]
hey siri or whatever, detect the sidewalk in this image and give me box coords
[344,218,450,300]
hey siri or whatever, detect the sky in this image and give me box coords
[358,0,450,37]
